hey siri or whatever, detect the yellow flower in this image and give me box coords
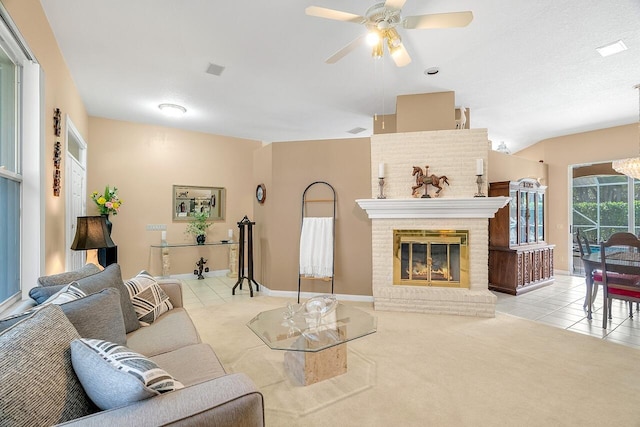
[97,197,106,205]
[112,202,120,209]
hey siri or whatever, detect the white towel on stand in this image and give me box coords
[299,217,334,278]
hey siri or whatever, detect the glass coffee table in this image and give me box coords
[247,300,376,386]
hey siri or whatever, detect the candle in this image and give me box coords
[161,231,167,241]
[476,159,483,176]
[378,162,385,178]
[228,228,233,239]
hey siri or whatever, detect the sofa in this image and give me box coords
[0,264,264,427]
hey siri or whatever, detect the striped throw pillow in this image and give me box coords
[123,271,173,325]
[71,338,183,410]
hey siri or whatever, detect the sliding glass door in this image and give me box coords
[572,163,639,275]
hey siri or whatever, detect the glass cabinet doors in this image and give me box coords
[511,179,546,246]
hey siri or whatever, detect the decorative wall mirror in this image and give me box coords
[173,185,225,221]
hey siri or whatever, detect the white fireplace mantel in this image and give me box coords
[356,197,510,219]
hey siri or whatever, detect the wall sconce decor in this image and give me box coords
[53,141,61,197]
[53,108,61,137]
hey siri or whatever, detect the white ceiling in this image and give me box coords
[40,0,640,153]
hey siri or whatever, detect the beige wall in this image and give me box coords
[3,0,89,274]
[517,123,637,271]
[88,117,262,279]
[254,138,372,296]
[488,151,547,184]
[396,92,456,132]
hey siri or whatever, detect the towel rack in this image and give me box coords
[298,181,336,303]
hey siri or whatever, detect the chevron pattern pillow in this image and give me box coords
[71,338,183,410]
[123,271,173,325]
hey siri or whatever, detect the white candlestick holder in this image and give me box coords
[377,177,386,199]
[474,174,486,197]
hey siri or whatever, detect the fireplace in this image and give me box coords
[356,129,509,317]
[394,230,469,288]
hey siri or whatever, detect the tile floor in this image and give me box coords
[181,273,640,350]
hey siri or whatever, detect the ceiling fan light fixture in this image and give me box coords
[158,103,187,117]
[386,28,402,47]
[366,30,381,46]
[371,39,384,58]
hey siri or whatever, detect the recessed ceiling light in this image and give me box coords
[158,103,187,117]
[424,67,439,75]
[596,40,628,57]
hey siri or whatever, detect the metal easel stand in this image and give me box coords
[232,215,260,297]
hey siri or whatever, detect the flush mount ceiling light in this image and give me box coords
[158,103,187,117]
[612,84,640,179]
[596,40,628,57]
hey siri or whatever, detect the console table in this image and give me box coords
[150,241,237,278]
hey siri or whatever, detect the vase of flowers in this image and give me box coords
[91,186,123,216]
[185,211,212,244]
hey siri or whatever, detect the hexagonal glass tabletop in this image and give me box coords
[247,302,377,352]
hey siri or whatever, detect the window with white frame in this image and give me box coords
[0,6,40,310]
[0,34,20,307]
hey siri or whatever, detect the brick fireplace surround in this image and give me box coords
[357,129,508,317]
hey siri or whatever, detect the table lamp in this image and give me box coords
[71,216,116,267]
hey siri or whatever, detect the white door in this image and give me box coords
[65,118,87,271]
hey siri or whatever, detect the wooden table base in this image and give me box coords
[284,343,347,386]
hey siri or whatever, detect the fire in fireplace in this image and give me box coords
[393,230,469,288]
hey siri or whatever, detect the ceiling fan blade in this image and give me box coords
[384,0,407,10]
[391,43,411,67]
[325,34,367,64]
[305,6,365,24]
[403,11,474,29]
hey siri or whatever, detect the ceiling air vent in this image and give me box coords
[347,127,367,134]
[206,62,225,76]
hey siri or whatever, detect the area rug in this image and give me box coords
[188,296,640,426]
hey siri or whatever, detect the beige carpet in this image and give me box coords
[188,296,640,426]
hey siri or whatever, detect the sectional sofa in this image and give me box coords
[0,264,264,426]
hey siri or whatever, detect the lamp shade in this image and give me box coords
[70,216,116,250]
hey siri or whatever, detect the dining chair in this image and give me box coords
[600,232,640,329]
[575,229,600,310]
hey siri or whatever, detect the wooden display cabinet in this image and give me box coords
[488,179,554,295]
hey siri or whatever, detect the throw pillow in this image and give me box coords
[71,338,184,410]
[2,283,88,327]
[29,284,64,305]
[70,264,140,333]
[0,288,127,345]
[29,265,139,333]
[124,271,173,325]
[0,305,97,426]
[43,282,87,304]
[37,263,101,287]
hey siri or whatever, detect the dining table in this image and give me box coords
[581,250,640,320]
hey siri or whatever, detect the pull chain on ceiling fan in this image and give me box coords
[305,0,473,67]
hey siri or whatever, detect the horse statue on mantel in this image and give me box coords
[412,166,449,198]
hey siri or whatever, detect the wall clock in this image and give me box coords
[256,184,266,204]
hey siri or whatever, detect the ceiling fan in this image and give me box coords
[305,0,473,67]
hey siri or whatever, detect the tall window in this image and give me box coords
[0,41,20,306]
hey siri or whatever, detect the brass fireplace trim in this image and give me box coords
[393,229,470,288]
